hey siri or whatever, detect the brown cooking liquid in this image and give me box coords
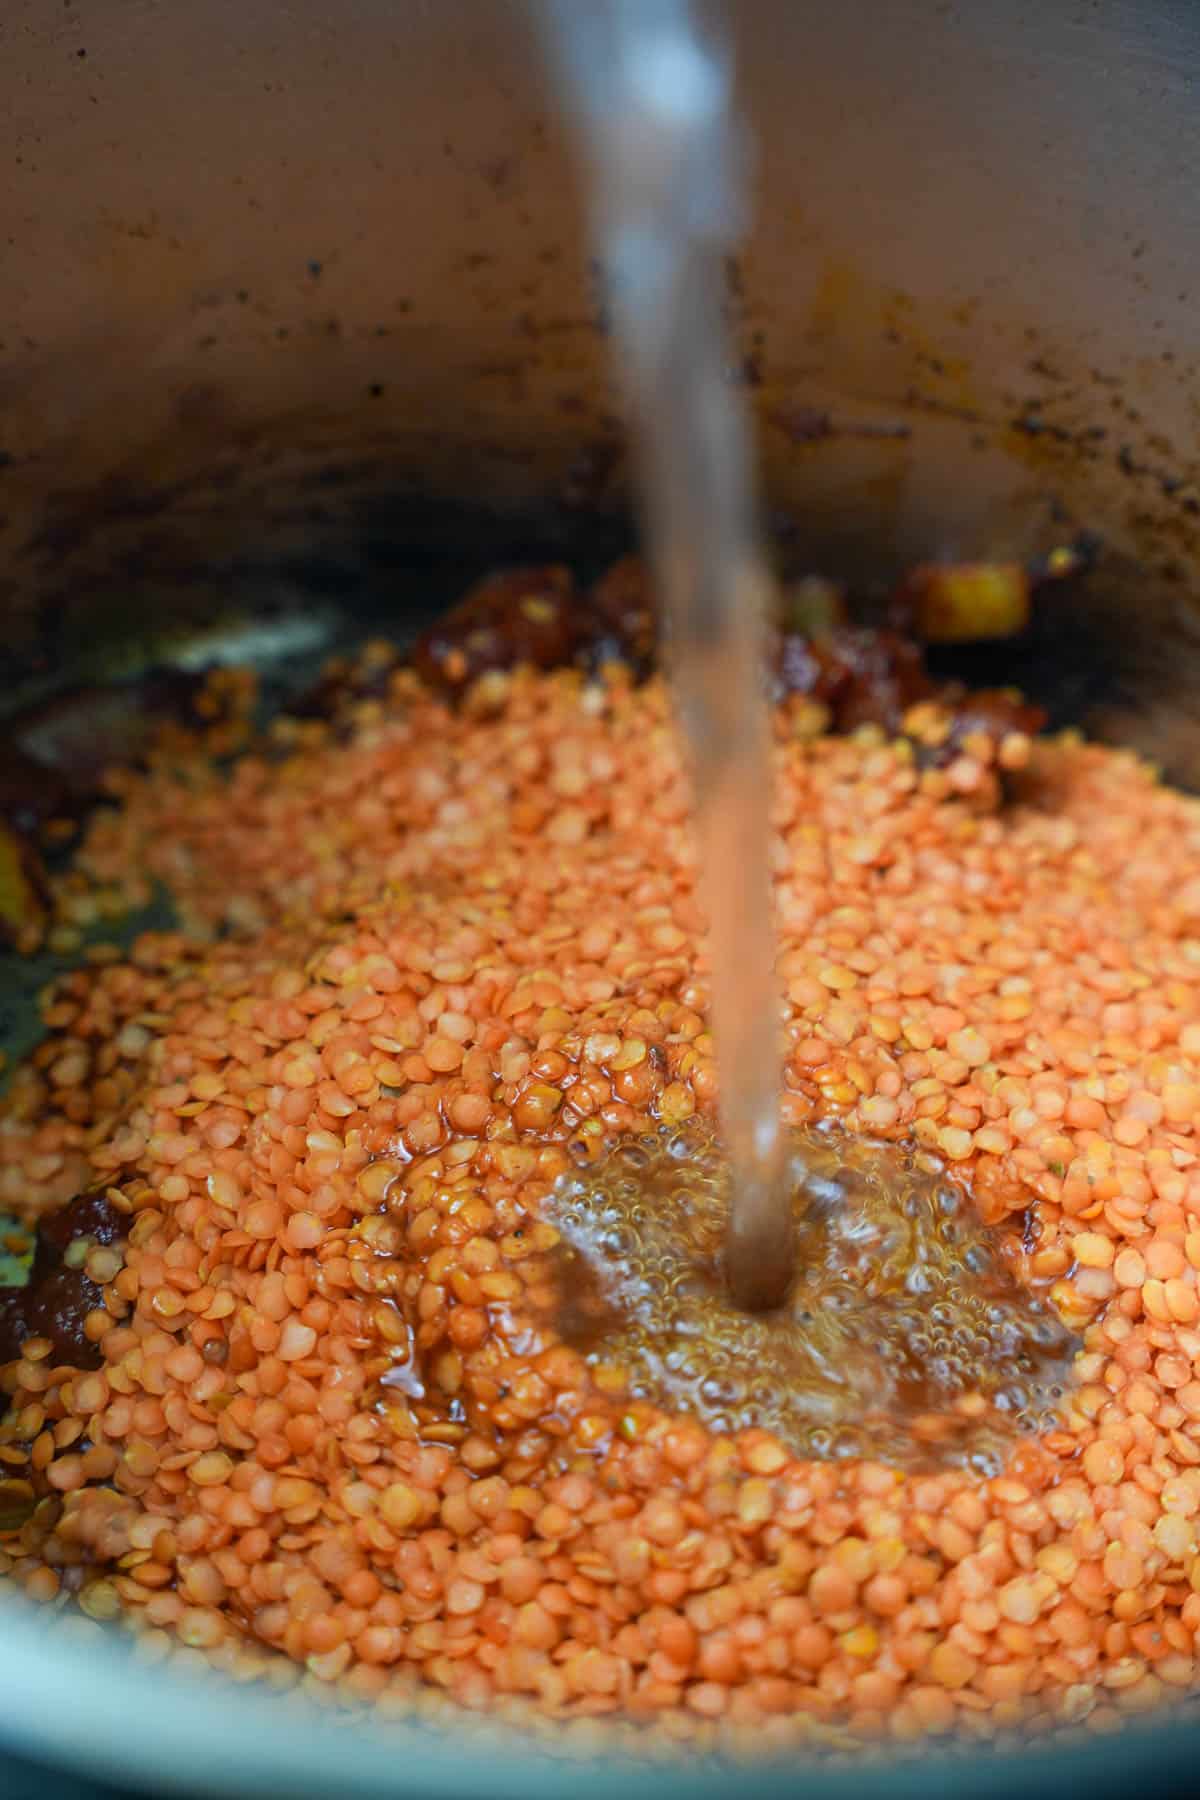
[547,1123,1078,1474]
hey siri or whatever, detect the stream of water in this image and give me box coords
[536,0,792,1309]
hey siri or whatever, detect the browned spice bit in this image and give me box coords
[907,687,1047,773]
[771,623,934,734]
[585,554,657,674]
[288,639,406,729]
[31,1188,127,1270]
[768,601,1044,791]
[411,565,580,695]
[9,1265,105,1368]
[0,1188,127,1370]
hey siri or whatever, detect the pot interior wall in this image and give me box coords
[5,0,1200,772]
[2,0,1200,669]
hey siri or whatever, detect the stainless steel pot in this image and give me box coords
[4,0,1200,1792]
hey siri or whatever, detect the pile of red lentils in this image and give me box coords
[5,624,1200,1759]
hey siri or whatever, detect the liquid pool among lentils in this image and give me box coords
[3,593,1200,1754]
[547,1122,1077,1475]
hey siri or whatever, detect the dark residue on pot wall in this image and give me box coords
[772,407,914,446]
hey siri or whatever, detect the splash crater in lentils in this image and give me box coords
[548,1122,1078,1473]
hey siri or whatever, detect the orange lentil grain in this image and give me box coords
[6,636,1200,1754]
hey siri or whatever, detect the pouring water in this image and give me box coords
[534,0,793,1310]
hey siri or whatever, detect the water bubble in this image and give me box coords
[968,1447,1003,1479]
[545,1118,1080,1474]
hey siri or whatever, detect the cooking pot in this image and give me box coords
[4,0,1200,1793]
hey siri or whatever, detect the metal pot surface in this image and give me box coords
[4,1,1200,1793]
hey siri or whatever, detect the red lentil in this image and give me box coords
[5,641,1200,1755]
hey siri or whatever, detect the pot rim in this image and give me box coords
[0,1588,1194,1799]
